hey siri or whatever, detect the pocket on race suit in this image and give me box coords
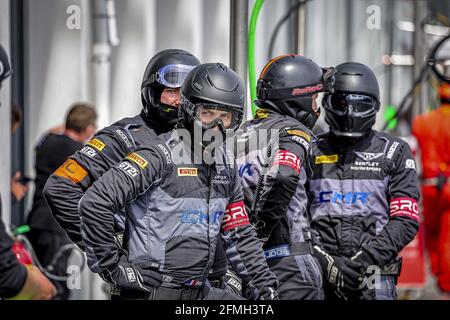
[297,254,324,299]
[304,254,324,290]
[267,254,324,300]
[163,236,210,278]
[361,275,397,300]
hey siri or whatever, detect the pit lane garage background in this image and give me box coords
[0,0,449,299]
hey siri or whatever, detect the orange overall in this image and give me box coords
[412,84,450,292]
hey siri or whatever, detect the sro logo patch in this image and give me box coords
[273,150,301,173]
[222,201,250,231]
[390,198,419,221]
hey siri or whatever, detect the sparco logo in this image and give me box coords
[386,142,399,159]
[116,129,133,148]
[264,246,290,260]
[157,144,172,164]
[227,277,242,291]
[125,267,136,282]
[291,84,323,96]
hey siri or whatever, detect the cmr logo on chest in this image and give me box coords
[319,191,372,205]
[181,210,224,225]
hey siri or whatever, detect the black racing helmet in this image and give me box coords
[0,44,12,88]
[141,49,200,126]
[256,54,335,129]
[323,62,380,138]
[179,63,244,146]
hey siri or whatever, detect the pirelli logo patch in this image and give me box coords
[54,159,88,184]
[315,154,338,164]
[126,153,148,169]
[286,129,311,142]
[177,168,198,177]
[87,138,106,151]
[255,108,269,119]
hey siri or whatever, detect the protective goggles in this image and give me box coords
[182,95,243,132]
[195,103,243,132]
[325,93,378,116]
[150,64,196,88]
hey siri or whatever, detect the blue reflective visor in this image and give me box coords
[156,64,196,88]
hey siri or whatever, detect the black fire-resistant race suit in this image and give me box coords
[306,130,420,300]
[43,111,229,288]
[234,108,323,299]
[44,111,165,248]
[78,130,278,300]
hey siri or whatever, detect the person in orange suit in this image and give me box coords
[412,82,450,293]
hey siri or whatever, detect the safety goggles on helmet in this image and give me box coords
[149,64,196,88]
[325,93,378,116]
[181,96,243,132]
[196,104,243,131]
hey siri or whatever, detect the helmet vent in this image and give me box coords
[193,82,203,91]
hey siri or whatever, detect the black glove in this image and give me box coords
[113,231,124,248]
[100,256,162,292]
[313,246,364,292]
[351,250,375,272]
[259,287,279,300]
[223,269,243,296]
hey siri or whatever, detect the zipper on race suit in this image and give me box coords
[201,164,214,279]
